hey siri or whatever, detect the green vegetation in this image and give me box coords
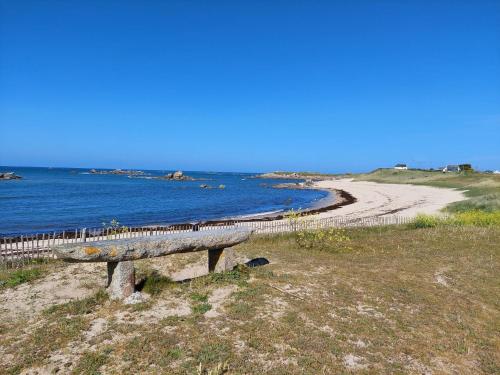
[2,225,499,374]
[44,289,108,317]
[102,218,129,235]
[354,168,500,213]
[410,211,500,228]
[0,262,47,288]
[72,349,111,375]
[139,270,175,296]
[295,227,352,251]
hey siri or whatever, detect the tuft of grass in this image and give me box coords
[72,349,111,375]
[208,265,249,284]
[195,343,230,366]
[192,302,212,315]
[189,292,212,316]
[190,292,209,302]
[408,214,448,228]
[140,270,175,296]
[295,227,352,252]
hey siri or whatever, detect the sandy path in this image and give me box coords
[311,178,466,219]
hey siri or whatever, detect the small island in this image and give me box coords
[158,170,195,181]
[0,172,22,180]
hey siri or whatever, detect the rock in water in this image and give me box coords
[173,170,184,179]
[0,172,22,180]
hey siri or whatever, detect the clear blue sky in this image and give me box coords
[1,1,499,173]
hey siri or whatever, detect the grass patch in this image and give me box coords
[190,292,208,302]
[190,292,211,315]
[208,265,250,284]
[0,267,44,288]
[139,270,175,296]
[44,289,108,317]
[454,210,500,226]
[408,214,450,228]
[72,349,111,375]
[192,302,212,315]
[447,193,500,213]
[409,211,500,229]
[5,316,88,373]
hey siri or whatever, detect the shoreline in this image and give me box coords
[0,183,357,240]
[0,175,468,239]
[208,188,356,223]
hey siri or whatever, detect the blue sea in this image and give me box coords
[0,167,330,236]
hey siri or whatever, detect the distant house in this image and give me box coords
[442,165,460,173]
[394,164,408,170]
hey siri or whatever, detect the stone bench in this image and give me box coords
[54,228,252,300]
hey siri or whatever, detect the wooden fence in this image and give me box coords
[0,215,413,269]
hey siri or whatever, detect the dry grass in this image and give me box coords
[1,225,499,374]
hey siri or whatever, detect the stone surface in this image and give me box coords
[160,170,196,181]
[208,248,236,273]
[107,261,135,300]
[123,291,148,305]
[54,228,252,262]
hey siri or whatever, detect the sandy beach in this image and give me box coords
[309,178,467,220]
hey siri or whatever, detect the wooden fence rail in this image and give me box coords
[0,215,413,269]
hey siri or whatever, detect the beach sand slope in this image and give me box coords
[312,178,466,219]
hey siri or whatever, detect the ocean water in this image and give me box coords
[0,167,330,235]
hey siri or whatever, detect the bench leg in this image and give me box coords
[208,248,236,273]
[107,261,135,300]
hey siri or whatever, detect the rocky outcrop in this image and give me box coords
[160,171,196,181]
[0,172,22,180]
[256,172,326,181]
[257,172,302,179]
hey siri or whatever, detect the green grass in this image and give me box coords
[0,265,46,288]
[139,270,175,296]
[72,349,111,375]
[409,211,500,228]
